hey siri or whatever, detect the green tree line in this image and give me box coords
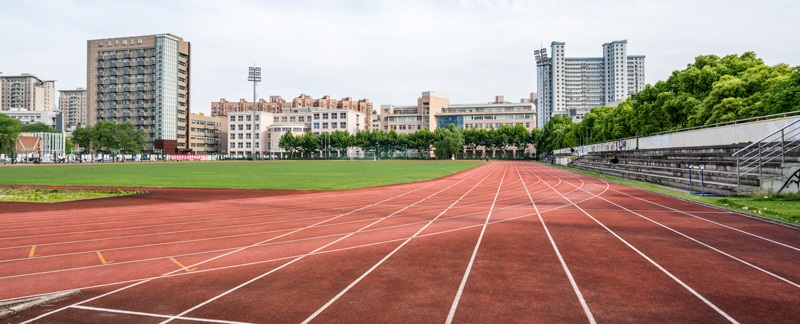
[537,52,800,153]
[72,121,146,154]
[278,124,538,159]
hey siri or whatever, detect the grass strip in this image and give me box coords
[0,188,143,203]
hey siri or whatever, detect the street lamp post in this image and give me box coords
[248,65,261,160]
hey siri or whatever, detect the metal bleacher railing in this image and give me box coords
[733,118,800,184]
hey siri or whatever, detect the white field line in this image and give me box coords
[444,163,509,323]
[516,163,597,323]
[20,170,450,324]
[71,305,251,323]
[161,165,502,324]
[601,185,800,252]
[301,163,504,324]
[4,172,611,305]
[532,165,738,323]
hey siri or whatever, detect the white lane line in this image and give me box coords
[5,183,612,305]
[302,163,503,324]
[605,186,800,252]
[71,305,251,323]
[161,167,496,324]
[20,174,446,324]
[0,192,547,281]
[535,166,739,323]
[517,163,597,323]
[444,163,509,323]
[601,196,800,288]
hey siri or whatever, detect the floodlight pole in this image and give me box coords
[248,65,261,159]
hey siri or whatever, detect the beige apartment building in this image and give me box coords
[188,113,227,154]
[212,94,374,130]
[381,92,537,134]
[59,88,87,131]
[227,107,367,158]
[87,34,191,153]
[0,74,56,111]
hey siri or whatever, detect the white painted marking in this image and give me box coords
[607,187,800,252]
[71,305,251,323]
[535,165,739,323]
[302,164,502,324]
[516,163,597,323]
[21,176,444,323]
[162,167,494,323]
[445,163,509,323]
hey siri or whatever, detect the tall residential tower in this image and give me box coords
[87,34,190,153]
[0,74,56,111]
[536,40,645,128]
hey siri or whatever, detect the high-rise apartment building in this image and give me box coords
[0,74,56,111]
[536,40,645,127]
[58,88,87,131]
[87,34,191,153]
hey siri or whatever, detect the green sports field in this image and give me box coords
[0,160,482,190]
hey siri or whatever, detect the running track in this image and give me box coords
[2,161,798,323]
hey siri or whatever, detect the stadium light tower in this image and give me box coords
[248,65,261,159]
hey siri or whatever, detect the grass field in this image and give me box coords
[0,160,482,190]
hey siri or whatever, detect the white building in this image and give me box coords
[536,40,645,127]
[227,107,367,158]
[3,108,63,130]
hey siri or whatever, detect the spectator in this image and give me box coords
[610,154,619,164]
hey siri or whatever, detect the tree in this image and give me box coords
[20,122,58,133]
[329,130,352,158]
[432,124,464,159]
[71,125,94,154]
[0,114,22,157]
[278,130,297,158]
[115,122,146,154]
[299,131,319,158]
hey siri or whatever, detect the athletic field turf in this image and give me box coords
[0,160,481,190]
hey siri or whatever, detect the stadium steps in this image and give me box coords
[569,144,800,196]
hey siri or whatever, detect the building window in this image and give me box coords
[322,122,328,129]
[230,134,235,139]
[330,113,337,119]
[340,122,346,129]
[313,113,319,119]
[322,113,329,119]
[340,112,347,119]
[246,125,251,130]
[238,116,243,122]
[313,123,319,129]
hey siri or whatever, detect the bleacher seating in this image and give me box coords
[570,144,800,196]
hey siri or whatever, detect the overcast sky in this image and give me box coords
[2,0,798,114]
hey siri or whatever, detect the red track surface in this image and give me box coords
[2,161,798,323]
